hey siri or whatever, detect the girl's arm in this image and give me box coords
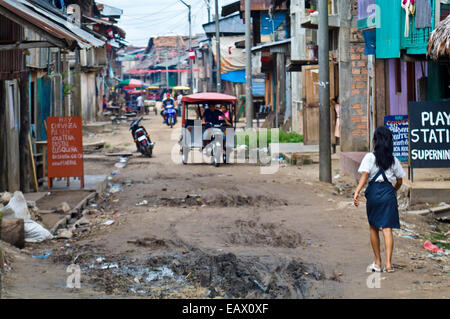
[354,172,370,207]
[394,178,402,191]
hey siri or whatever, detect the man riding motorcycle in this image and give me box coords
[160,93,177,123]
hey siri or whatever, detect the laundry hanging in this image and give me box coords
[402,0,416,37]
[415,0,433,29]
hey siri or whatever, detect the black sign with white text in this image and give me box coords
[408,101,450,168]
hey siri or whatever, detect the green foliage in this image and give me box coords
[236,129,304,148]
[61,71,76,98]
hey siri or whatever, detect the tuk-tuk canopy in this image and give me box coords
[182,92,237,104]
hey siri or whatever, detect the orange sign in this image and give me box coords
[47,116,84,187]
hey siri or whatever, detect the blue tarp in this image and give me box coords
[221,69,245,83]
[221,70,265,96]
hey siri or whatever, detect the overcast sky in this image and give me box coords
[100,0,237,47]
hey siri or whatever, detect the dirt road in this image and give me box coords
[2,114,449,299]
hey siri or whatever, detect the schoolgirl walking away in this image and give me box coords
[353,126,406,273]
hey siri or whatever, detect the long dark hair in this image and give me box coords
[373,126,395,171]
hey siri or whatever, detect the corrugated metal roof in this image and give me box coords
[203,13,245,35]
[97,3,123,17]
[0,0,105,48]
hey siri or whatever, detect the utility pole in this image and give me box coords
[179,0,193,92]
[245,0,253,128]
[318,0,331,183]
[165,52,169,88]
[215,0,221,92]
[206,0,213,91]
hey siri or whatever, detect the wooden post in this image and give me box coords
[28,134,39,192]
[275,52,286,127]
[19,68,32,192]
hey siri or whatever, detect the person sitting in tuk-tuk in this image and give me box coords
[218,105,230,121]
[202,104,231,126]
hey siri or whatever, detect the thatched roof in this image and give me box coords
[427,15,450,60]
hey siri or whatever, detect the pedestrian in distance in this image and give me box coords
[353,126,406,273]
[136,94,144,116]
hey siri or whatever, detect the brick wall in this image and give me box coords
[349,41,368,139]
[339,0,369,152]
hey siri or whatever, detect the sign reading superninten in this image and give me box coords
[408,101,450,169]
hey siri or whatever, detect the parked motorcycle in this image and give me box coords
[129,117,154,157]
[165,104,177,128]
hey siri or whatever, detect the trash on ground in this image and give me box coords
[109,185,121,193]
[75,217,91,227]
[56,202,71,213]
[0,191,12,204]
[103,220,115,226]
[0,191,31,220]
[32,252,52,259]
[115,163,126,169]
[424,240,444,253]
[253,279,266,292]
[56,229,73,239]
[398,235,416,240]
[136,200,148,206]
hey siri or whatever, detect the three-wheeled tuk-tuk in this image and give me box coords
[179,93,237,167]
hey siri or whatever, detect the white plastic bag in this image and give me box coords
[0,191,53,242]
[24,220,53,243]
[0,191,31,220]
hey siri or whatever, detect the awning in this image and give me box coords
[249,39,291,53]
[221,69,245,83]
[0,0,105,49]
[182,92,237,104]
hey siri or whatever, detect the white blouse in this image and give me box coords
[358,153,406,183]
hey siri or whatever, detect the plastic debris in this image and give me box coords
[103,220,115,226]
[115,163,126,169]
[136,200,148,206]
[109,185,121,193]
[444,231,450,237]
[32,252,52,259]
[424,240,444,253]
[253,279,265,292]
[398,235,416,240]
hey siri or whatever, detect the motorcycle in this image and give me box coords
[165,104,177,128]
[129,117,154,157]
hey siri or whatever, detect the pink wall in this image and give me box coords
[388,59,428,115]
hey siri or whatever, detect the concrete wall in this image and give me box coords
[290,0,306,134]
[339,0,369,152]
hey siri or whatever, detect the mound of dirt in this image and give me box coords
[150,194,288,208]
[226,220,303,248]
[127,237,168,249]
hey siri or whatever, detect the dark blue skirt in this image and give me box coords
[364,171,400,229]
